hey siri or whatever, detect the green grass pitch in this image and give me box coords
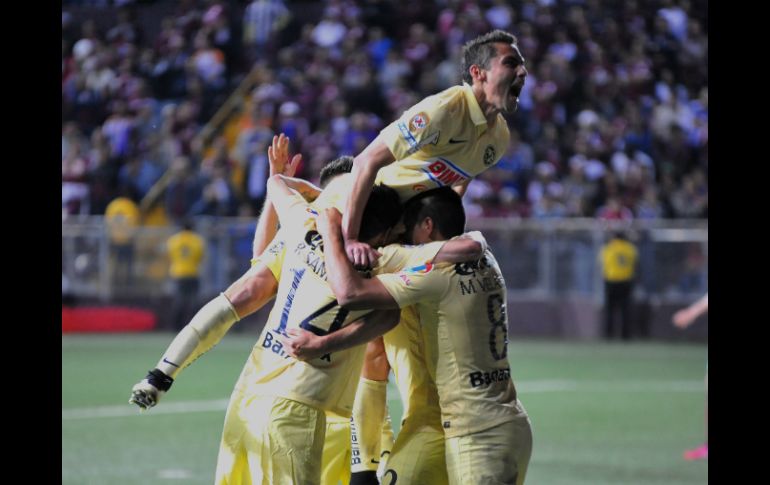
[63,334,707,484]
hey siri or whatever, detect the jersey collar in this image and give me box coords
[462,83,488,128]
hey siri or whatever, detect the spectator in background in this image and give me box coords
[167,219,206,330]
[599,231,638,340]
[243,0,291,65]
[596,195,634,221]
[105,190,141,286]
[672,292,708,461]
[236,126,273,215]
[62,142,92,218]
[61,0,708,223]
[190,164,237,217]
[118,153,163,201]
[101,99,135,162]
[165,155,203,224]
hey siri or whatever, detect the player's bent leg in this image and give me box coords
[214,387,252,484]
[321,411,352,485]
[217,395,326,484]
[381,424,448,485]
[266,397,327,484]
[351,378,388,476]
[376,406,395,480]
[445,416,533,485]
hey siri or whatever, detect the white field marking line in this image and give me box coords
[62,398,231,420]
[519,379,703,393]
[157,468,195,480]
[63,380,703,420]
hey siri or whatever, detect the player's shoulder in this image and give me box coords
[493,114,511,140]
[418,85,466,113]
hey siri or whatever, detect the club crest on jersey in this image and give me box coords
[483,145,496,166]
[306,207,319,216]
[408,112,430,132]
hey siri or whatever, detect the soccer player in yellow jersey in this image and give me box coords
[105,193,141,284]
[129,136,485,483]
[599,231,639,340]
[289,188,533,485]
[212,178,406,484]
[213,175,483,483]
[166,220,206,330]
[342,29,528,268]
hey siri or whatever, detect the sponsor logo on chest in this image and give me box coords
[422,159,470,187]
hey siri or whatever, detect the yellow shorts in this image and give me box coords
[215,394,326,485]
[445,416,533,485]
[321,412,352,485]
[380,423,447,485]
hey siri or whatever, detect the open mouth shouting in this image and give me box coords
[507,80,524,112]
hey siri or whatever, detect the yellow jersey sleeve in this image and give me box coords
[380,89,459,159]
[271,187,319,239]
[375,263,447,309]
[374,241,446,274]
[253,231,288,280]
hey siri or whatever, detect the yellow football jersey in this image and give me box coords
[105,197,140,244]
[166,230,205,278]
[377,250,525,438]
[382,305,442,428]
[600,238,638,282]
[375,83,510,201]
[246,195,446,417]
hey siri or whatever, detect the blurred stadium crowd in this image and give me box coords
[62,0,707,224]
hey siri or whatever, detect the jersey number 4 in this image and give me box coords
[273,268,350,336]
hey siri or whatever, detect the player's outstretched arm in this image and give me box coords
[342,137,396,268]
[129,264,278,409]
[129,265,279,411]
[280,309,400,360]
[673,293,708,329]
[432,230,487,264]
[129,293,241,410]
[266,173,322,225]
[251,133,302,261]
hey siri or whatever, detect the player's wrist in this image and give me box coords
[146,368,174,392]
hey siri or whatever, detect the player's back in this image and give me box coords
[242,208,374,417]
[418,249,525,438]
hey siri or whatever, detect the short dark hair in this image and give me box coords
[319,156,354,188]
[359,184,403,243]
[461,30,518,84]
[403,187,466,241]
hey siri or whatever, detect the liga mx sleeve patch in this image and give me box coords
[403,262,434,274]
[408,112,430,132]
[396,262,434,287]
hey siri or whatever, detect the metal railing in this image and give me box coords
[62,216,708,304]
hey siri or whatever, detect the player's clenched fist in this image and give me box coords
[129,369,174,410]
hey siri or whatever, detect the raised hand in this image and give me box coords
[268,133,302,177]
